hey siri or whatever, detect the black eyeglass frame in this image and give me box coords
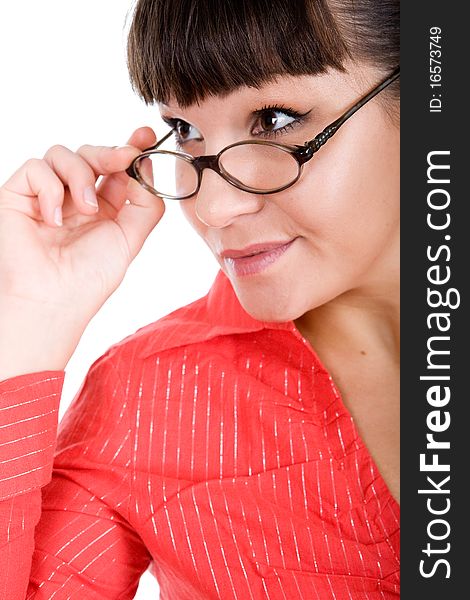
[126,66,400,200]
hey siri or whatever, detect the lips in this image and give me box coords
[220,240,296,259]
[219,238,298,277]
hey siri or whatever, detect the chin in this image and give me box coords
[234,286,306,324]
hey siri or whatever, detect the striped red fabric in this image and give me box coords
[0,269,399,599]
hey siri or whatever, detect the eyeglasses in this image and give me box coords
[126,66,400,200]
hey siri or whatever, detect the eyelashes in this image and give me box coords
[161,104,312,145]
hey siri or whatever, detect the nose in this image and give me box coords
[194,168,265,228]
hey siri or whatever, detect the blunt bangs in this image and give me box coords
[126,0,349,108]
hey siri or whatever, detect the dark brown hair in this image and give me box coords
[126,0,399,110]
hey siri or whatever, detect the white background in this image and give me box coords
[0,1,220,597]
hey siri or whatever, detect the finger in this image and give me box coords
[1,158,65,227]
[113,176,165,262]
[77,126,156,180]
[94,127,157,211]
[45,138,149,217]
[125,126,157,149]
[43,144,102,216]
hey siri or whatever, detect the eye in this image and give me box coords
[174,119,202,142]
[252,110,294,134]
[162,117,203,145]
[251,106,308,138]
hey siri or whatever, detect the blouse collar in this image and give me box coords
[138,269,296,358]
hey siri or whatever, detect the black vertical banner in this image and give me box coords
[401,3,467,598]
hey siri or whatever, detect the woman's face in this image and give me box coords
[159,62,400,322]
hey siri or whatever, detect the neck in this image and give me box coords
[294,277,400,366]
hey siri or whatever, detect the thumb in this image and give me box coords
[114,175,165,262]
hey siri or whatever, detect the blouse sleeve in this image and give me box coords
[0,371,64,599]
[0,354,152,599]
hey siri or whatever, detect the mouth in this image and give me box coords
[220,239,297,259]
[220,238,298,276]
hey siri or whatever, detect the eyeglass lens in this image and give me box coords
[134,141,301,198]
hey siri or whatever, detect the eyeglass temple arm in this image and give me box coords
[142,128,175,152]
[307,66,400,152]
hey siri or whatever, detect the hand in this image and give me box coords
[0,127,164,373]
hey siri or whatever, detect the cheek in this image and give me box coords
[338,132,399,251]
[179,198,205,236]
[282,121,399,254]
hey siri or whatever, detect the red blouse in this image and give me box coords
[0,269,400,599]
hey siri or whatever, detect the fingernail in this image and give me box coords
[54,206,63,227]
[115,145,135,151]
[84,186,99,209]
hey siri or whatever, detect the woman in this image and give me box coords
[0,0,400,598]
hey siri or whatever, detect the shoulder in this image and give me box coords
[88,269,296,399]
[101,269,269,369]
[108,292,210,360]
[60,290,216,437]
[91,293,212,396]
